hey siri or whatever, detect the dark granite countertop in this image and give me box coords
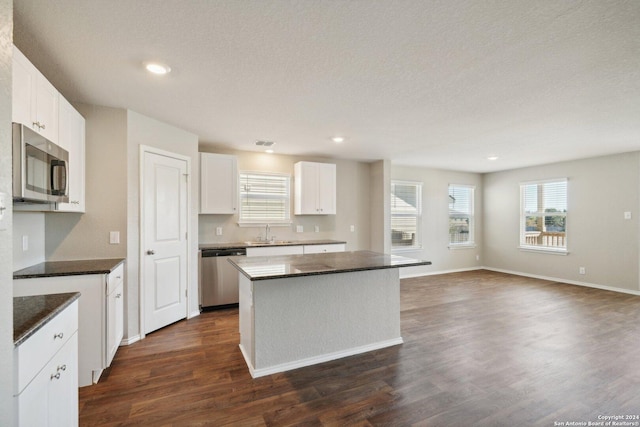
[199,239,346,251]
[14,292,80,347]
[14,258,125,279]
[229,250,431,281]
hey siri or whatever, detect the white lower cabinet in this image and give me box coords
[14,301,79,427]
[303,243,346,254]
[13,262,125,387]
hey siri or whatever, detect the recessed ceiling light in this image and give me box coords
[145,62,171,75]
[255,140,275,147]
[331,136,345,143]
[487,155,499,161]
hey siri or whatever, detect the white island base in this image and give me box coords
[238,267,402,378]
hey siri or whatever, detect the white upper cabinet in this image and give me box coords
[12,45,59,143]
[56,97,86,212]
[294,161,336,215]
[200,153,238,214]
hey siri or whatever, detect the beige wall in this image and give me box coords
[483,152,640,293]
[0,0,13,422]
[46,104,128,261]
[13,212,45,270]
[391,165,483,277]
[198,148,371,251]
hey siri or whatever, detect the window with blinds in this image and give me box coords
[520,178,567,251]
[239,172,291,223]
[391,181,422,249]
[449,184,475,246]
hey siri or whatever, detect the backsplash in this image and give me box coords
[13,212,45,270]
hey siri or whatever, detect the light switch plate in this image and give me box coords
[296,225,303,233]
[314,225,320,232]
[624,211,632,220]
[109,231,120,244]
[216,227,223,236]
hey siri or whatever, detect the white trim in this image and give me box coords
[482,267,640,296]
[139,145,192,340]
[448,244,477,250]
[188,310,201,319]
[391,246,423,254]
[240,337,404,379]
[519,177,569,186]
[120,335,141,346]
[399,266,482,279]
[518,246,569,255]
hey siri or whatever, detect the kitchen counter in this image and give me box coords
[198,239,346,250]
[13,258,125,279]
[229,250,431,281]
[13,292,80,347]
[235,250,431,378]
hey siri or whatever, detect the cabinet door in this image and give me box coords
[294,162,319,215]
[200,153,238,214]
[12,45,37,127]
[317,163,336,214]
[48,333,79,427]
[35,74,59,143]
[107,282,124,367]
[56,97,86,212]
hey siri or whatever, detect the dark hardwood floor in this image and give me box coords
[79,270,640,426]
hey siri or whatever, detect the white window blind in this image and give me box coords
[239,172,291,223]
[391,181,422,249]
[449,184,475,246]
[520,178,567,251]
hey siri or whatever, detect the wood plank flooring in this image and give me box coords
[79,270,640,426]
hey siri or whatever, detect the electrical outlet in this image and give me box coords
[109,231,120,244]
[579,267,586,275]
[624,211,632,220]
[296,225,303,233]
[350,225,355,232]
[216,227,223,236]
[476,254,480,261]
[22,235,28,251]
[314,225,320,233]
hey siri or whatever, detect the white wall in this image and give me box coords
[391,165,483,277]
[127,110,200,335]
[0,0,13,422]
[369,160,391,254]
[483,152,640,293]
[198,148,371,251]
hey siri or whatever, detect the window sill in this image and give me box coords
[237,222,292,227]
[448,244,477,250]
[518,246,569,256]
[392,246,423,254]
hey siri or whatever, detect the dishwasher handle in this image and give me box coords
[201,248,247,257]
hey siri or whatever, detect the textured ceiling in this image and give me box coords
[12,0,640,172]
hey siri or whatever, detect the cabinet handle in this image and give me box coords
[116,293,122,298]
[146,250,156,255]
[54,332,64,340]
[40,123,46,130]
[57,364,67,372]
[50,372,61,380]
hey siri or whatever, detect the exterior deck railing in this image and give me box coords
[525,231,566,247]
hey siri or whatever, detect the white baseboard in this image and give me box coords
[188,310,201,319]
[120,334,141,346]
[240,337,404,379]
[400,266,482,279]
[482,267,640,296]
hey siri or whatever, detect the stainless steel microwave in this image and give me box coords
[12,123,69,203]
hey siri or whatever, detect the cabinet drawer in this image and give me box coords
[303,244,346,254]
[107,263,124,294]
[14,300,78,394]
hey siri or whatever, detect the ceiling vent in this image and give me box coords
[255,141,275,147]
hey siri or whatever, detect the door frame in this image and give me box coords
[139,144,192,339]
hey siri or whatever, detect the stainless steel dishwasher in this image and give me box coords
[200,247,246,309]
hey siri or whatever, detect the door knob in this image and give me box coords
[146,250,156,255]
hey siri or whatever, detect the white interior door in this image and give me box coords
[142,150,188,334]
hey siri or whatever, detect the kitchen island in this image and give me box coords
[229,250,431,378]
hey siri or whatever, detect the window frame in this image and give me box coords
[238,170,292,226]
[519,178,568,254]
[390,180,423,252]
[448,184,476,249]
